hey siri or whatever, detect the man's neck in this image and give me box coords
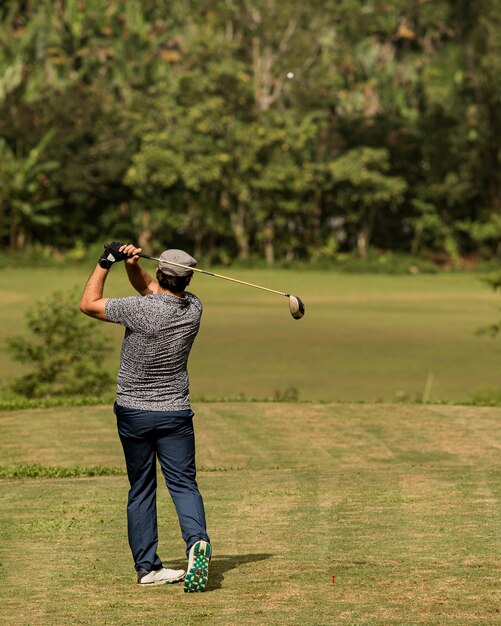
[159,288,185,298]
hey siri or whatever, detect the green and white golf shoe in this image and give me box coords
[183,540,212,593]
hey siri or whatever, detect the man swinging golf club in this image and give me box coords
[80,241,211,591]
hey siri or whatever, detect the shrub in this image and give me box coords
[477,272,501,338]
[273,385,300,401]
[5,290,114,397]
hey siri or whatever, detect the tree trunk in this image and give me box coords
[307,192,322,251]
[230,205,250,259]
[193,225,203,260]
[411,225,423,256]
[16,227,26,251]
[357,206,376,259]
[250,12,296,113]
[137,210,153,252]
[357,228,369,260]
[9,211,23,251]
[9,214,18,251]
[263,220,275,265]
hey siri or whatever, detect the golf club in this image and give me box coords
[137,253,305,320]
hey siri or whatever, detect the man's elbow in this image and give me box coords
[80,299,97,317]
[80,300,92,316]
[80,298,108,321]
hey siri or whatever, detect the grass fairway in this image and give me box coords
[0,266,501,403]
[1,402,500,625]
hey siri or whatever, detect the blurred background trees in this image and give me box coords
[1,0,500,265]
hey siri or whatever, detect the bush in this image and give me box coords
[273,385,300,401]
[477,272,501,338]
[5,290,114,397]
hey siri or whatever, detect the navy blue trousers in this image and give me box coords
[114,403,210,572]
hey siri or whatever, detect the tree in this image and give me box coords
[478,273,501,338]
[329,147,407,258]
[125,0,331,262]
[0,131,60,250]
[1,0,500,264]
[450,0,501,213]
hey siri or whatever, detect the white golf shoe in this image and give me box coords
[137,566,185,585]
[183,540,212,593]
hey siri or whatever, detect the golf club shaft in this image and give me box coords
[137,253,290,298]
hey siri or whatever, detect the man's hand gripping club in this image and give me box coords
[81,242,147,320]
[98,242,129,269]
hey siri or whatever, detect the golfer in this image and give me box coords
[80,242,211,591]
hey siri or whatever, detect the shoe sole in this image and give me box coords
[183,541,211,593]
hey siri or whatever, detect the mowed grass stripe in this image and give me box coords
[1,402,500,624]
[1,403,500,470]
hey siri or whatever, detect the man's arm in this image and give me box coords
[120,243,160,295]
[80,264,109,321]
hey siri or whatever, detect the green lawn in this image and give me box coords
[1,266,500,403]
[0,402,500,625]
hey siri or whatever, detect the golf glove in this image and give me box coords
[98,242,128,269]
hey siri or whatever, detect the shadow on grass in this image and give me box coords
[207,553,274,591]
[170,553,274,591]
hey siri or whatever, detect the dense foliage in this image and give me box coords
[1,0,501,265]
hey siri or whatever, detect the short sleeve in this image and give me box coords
[185,292,203,315]
[105,297,147,331]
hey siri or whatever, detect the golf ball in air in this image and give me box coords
[286,72,294,79]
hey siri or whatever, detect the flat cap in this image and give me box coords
[158,249,197,276]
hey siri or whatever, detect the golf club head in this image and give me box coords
[289,295,305,320]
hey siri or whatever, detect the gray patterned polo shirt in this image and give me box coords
[105,292,202,411]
